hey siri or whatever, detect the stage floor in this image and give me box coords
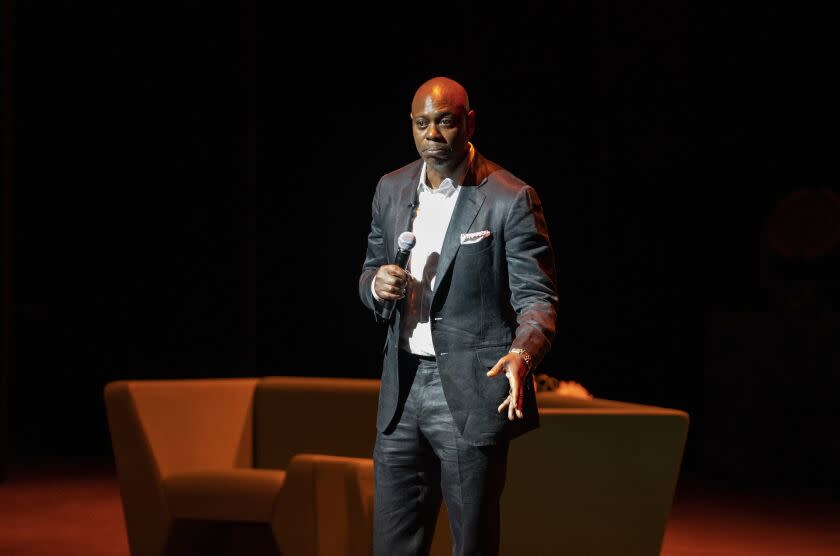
[1,464,838,555]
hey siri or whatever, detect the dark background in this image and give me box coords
[2,2,837,495]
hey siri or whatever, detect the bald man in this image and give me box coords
[359,77,558,555]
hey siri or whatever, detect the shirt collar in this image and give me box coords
[418,143,475,195]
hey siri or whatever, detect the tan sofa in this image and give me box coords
[106,378,687,556]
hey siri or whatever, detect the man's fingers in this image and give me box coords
[388,267,408,279]
[486,360,505,377]
[384,284,405,296]
[381,275,407,288]
[509,377,520,403]
[509,379,524,420]
[497,393,524,420]
[384,266,409,282]
[377,266,409,287]
[375,285,405,301]
[489,355,526,418]
[375,271,409,300]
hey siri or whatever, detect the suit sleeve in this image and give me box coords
[359,178,387,323]
[504,185,558,369]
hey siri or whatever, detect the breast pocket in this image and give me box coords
[458,237,494,256]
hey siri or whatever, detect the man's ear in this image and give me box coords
[466,109,476,139]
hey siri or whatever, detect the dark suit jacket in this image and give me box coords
[359,150,558,446]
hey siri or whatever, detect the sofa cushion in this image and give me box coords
[164,469,286,522]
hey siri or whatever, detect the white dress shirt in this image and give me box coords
[372,146,474,356]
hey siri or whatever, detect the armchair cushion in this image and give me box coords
[164,469,286,522]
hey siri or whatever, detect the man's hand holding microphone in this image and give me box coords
[374,265,409,302]
[374,232,416,320]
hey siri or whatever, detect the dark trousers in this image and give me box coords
[373,351,509,556]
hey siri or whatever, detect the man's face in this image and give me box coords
[410,92,474,169]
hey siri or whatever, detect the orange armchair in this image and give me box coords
[105,377,381,556]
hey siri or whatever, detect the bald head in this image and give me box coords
[412,77,470,114]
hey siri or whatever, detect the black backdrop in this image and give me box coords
[3,2,837,494]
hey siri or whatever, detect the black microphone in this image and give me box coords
[380,231,416,320]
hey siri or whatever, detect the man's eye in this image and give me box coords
[416,121,428,128]
[440,119,455,127]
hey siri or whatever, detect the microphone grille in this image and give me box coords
[397,231,416,251]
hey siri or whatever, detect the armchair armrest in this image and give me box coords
[273,454,374,556]
[104,378,259,556]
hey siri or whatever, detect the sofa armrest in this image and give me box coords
[273,454,374,556]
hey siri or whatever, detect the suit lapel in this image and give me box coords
[431,149,494,297]
[390,165,422,259]
[432,184,486,302]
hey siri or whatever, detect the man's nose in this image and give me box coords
[425,123,442,140]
